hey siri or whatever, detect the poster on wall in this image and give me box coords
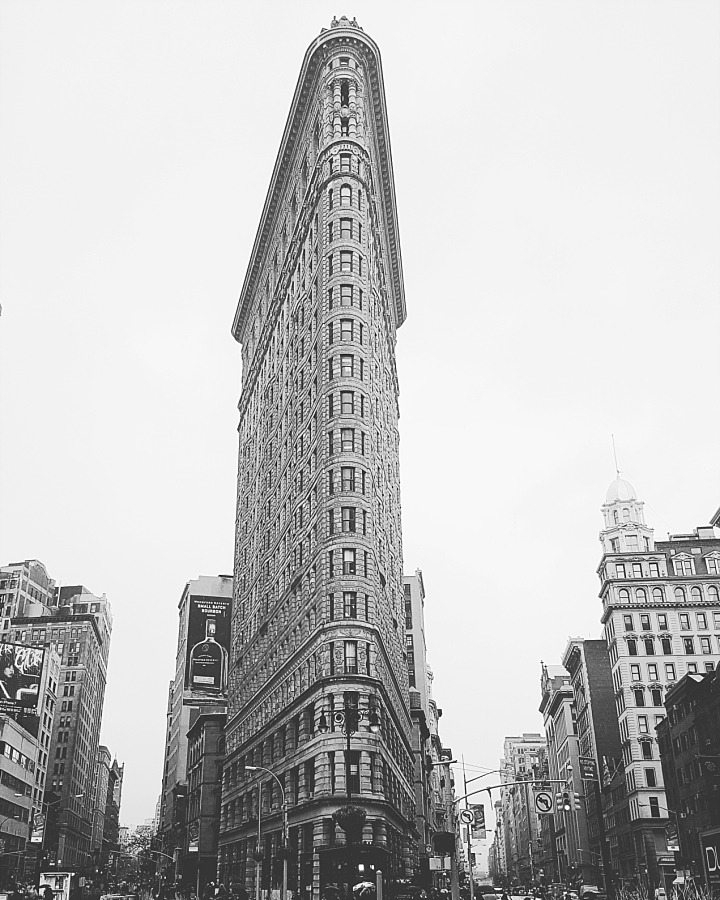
[183,595,231,705]
[0,642,45,738]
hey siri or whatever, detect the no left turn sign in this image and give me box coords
[534,790,553,815]
[459,809,474,825]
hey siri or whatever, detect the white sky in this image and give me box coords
[1,0,719,832]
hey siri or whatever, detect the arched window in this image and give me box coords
[691,586,702,602]
[622,508,630,521]
[636,588,647,603]
[340,184,352,206]
[613,510,619,524]
[652,587,664,604]
[618,589,630,602]
[674,587,686,603]
[708,586,719,602]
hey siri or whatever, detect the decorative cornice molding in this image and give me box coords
[232,24,405,344]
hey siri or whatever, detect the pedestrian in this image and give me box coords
[42,886,54,900]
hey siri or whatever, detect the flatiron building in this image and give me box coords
[220,16,415,898]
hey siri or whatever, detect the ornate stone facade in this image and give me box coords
[220,18,415,898]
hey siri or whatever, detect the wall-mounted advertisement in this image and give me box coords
[183,595,230,705]
[0,642,45,737]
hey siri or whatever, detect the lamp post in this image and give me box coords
[318,701,381,892]
[317,701,380,799]
[245,766,288,900]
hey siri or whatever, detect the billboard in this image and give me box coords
[0,642,45,737]
[183,595,230,704]
[702,829,720,886]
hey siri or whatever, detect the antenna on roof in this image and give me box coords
[611,434,620,476]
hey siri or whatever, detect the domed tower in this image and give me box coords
[224,17,413,898]
[599,474,654,555]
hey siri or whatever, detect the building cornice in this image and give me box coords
[231,23,406,344]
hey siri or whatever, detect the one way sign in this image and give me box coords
[534,790,554,815]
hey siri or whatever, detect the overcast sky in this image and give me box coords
[1,0,719,833]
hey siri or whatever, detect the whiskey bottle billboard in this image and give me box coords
[184,595,231,704]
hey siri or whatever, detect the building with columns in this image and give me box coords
[597,475,720,891]
[219,16,414,899]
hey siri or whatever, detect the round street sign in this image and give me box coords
[459,809,474,825]
[534,790,553,815]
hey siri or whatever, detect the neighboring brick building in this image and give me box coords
[220,15,414,899]
[656,668,720,891]
[184,712,226,894]
[597,476,720,893]
[539,664,590,884]
[562,638,625,888]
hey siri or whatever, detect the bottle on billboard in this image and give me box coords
[188,618,228,693]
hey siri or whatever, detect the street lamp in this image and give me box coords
[317,702,380,799]
[245,766,289,900]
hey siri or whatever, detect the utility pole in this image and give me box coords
[463,758,476,900]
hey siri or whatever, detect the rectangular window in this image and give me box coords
[616,563,626,577]
[328,394,334,417]
[407,634,416,688]
[623,615,634,631]
[341,428,355,452]
[644,638,655,655]
[340,217,352,238]
[328,222,334,243]
[340,319,353,341]
[328,551,334,578]
[626,535,639,551]
[343,548,356,575]
[683,637,694,655]
[328,357,334,379]
[651,688,663,706]
[700,636,712,654]
[674,558,694,576]
[340,391,354,414]
[661,637,672,655]
[630,664,641,681]
[632,563,643,577]
[344,641,358,674]
[665,663,676,680]
[328,510,336,535]
[343,592,357,618]
[341,467,355,491]
[348,750,360,793]
[340,284,353,306]
[658,614,668,630]
[634,689,645,707]
[649,797,661,818]
[627,639,638,656]
[648,664,658,680]
[328,254,334,277]
[640,614,651,630]
[342,507,356,533]
[340,154,351,173]
[679,613,690,630]
[641,742,653,760]
[706,557,720,575]
[340,251,352,273]
[649,562,660,577]
[637,715,649,734]
[697,613,708,630]
[340,354,354,377]
[645,768,657,788]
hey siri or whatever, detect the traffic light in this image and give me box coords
[561,791,572,812]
